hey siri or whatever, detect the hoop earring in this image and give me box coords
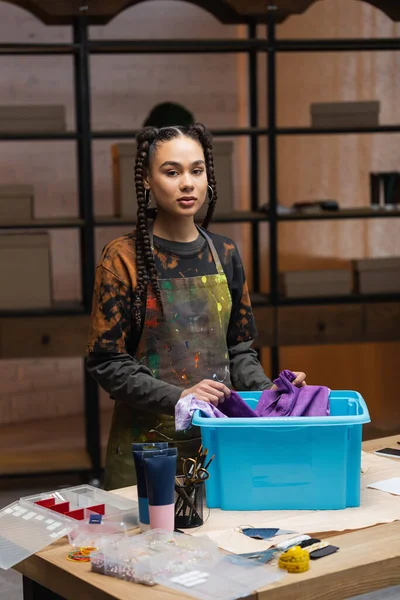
[207,184,214,205]
[145,189,150,205]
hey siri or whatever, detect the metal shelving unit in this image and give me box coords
[1,0,400,479]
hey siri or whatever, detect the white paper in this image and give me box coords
[368,477,400,496]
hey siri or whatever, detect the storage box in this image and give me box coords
[310,101,380,128]
[0,105,66,133]
[0,485,138,570]
[353,257,400,294]
[192,390,370,511]
[280,269,352,298]
[0,232,52,309]
[111,141,234,218]
[0,185,34,221]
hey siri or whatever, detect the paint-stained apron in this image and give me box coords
[104,228,232,490]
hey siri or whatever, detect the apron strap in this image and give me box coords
[196,226,225,276]
[147,222,225,276]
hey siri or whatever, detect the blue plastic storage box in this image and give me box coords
[192,390,370,511]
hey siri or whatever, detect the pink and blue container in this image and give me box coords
[192,390,370,511]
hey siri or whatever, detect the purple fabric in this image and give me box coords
[175,370,330,431]
[255,370,330,417]
[175,394,227,430]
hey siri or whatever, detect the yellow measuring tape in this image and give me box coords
[278,546,310,573]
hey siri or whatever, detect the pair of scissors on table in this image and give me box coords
[182,456,210,485]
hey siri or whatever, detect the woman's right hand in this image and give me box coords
[180,379,231,406]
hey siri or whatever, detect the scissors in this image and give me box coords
[182,457,210,485]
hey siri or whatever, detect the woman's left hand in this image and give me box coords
[270,371,307,391]
[292,371,307,387]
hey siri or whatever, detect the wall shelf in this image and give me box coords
[278,208,400,221]
[92,126,269,139]
[0,218,84,230]
[277,125,400,135]
[0,302,85,319]
[0,132,77,141]
[96,211,268,227]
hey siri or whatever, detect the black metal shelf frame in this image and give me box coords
[2,13,400,479]
[4,123,400,142]
[0,219,84,230]
[73,17,100,477]
[0,303,85,318]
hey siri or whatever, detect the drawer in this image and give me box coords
[363,303,400,342]
[0,315,90,359]
[278,305,363,346]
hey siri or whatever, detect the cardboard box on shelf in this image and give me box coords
[353,257,400,294]
[0,185,34,222]
[0,232,52,310]
[0,105,66,133]
[280,269,352,298]
[111,140,235,218]
[310,101,380,128]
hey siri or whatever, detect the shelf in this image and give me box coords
[0,217,85,230]
[253,301,400,347]
[1,125,398,141]
[0,43,78,55]
[279,207,400,221]
[0,132,77,141]
[0,301,85,319]
[277,125,400,136]
[276,38,400,53]
[92,126,269,139]
[278,293,400,306]
[87,38,400,56]
[89,38,268,55]
[95,208,400,226]
[3,37,397,58]
[0,410,112,477]
[96,211,268,227]
[252,292,400,307]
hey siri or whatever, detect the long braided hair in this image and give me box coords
[133,123,218,328]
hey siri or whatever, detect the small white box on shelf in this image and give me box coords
[111,140,235,218]
[353,257,400,294]
[280,269,352,298]
[0,184,34,221]
[0,232,52,309]
[0,105,66,133]
[310,101,380,128]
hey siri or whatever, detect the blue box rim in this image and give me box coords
[192,390,371,428]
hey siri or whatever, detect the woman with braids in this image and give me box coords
[86,123,306,490]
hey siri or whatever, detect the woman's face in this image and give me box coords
[145,136,208,219]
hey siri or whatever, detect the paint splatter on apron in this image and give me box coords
[104,228,232,490]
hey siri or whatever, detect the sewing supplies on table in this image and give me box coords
[88,529,283,599]
[278,546,310,573]
[66,547,97,563]
[174,446,214,529]
[239,527,297,540]
[236,528,339,567]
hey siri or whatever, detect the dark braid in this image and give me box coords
[133,123,218,329]
[133,127,163,327]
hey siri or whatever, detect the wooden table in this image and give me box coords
[15,435,400,600]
